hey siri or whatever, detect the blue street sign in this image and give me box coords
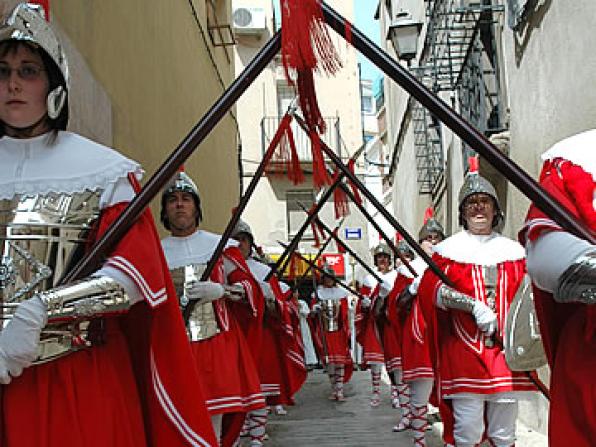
[344,227,362,240]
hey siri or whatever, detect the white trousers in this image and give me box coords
[452,398,517,447]
[299,316,318,365]
[211,414,222,444]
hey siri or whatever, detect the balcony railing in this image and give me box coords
[261,115,342,163]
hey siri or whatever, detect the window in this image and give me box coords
[361,95,374,114]
[286,190,315,240]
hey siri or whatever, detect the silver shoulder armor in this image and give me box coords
[39,275,130,322]
[555,248,596,305]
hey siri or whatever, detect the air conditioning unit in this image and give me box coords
[232,7,266,35]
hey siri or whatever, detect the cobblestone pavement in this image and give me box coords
[258,369,547,447]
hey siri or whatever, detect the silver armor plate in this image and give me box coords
[170,263,221,341]
[0,191,102,362]
[321,299,340,332]
[504,275,547,371]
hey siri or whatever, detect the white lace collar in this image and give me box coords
[364,268,397,287]
[0,131,142,200]
[316,285,346,300]
[434,230,525,266]
[161,230,238,269]
[542,129,596,180]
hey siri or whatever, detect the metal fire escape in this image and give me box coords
[412,0,505,190]
[411,68,444,195]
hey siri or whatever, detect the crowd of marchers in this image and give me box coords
[0,3,593,447]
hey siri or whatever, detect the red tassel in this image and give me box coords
[281,0,342,171]
[269,115,305,184]
[281,0,341,76]
[334,228,346,254]
[395,232,403,242]
[311,222,321,248]
[310,131,332,189]
[333,168,350,219]
[347,159,363,205]
[297,71,327,134]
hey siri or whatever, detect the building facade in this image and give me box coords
[233,0,368,282]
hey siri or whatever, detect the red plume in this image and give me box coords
[395,232,403,242]
[423,207,434,223]
[29,0,50,19]
[468,156,479,174]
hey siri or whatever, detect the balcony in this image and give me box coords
[260,115,342,164]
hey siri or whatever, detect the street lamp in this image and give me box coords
[386,11,423,65]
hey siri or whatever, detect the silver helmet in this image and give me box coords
[418,218,445,242]
[373,242,392,260]
[320,262,336,280]
[232,219,254,241]
[458,169,503,229]
[0,3,69,120]
[160,171,202,230]
[396,240,414,259]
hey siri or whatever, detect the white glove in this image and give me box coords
[260,281,276,303]
[312,303,322,313]
[379,280,393,298]
[185,281,225,303]
[472,300,497,336]
[360,297,372,308]
[0,296,47,384]
[408,276,422,295]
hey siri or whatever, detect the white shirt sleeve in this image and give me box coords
[95,265,144,305]
[526,230,593,292]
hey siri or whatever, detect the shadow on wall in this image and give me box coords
[513,0,553,66]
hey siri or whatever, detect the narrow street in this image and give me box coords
[261,370,547,446]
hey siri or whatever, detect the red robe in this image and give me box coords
[519,156,596,446]
[309,287,354,382]
[418,232,537,445]
[3,200,218,446]
[383,274,411,374]
[259,279,307,405]
[355,282,385,366]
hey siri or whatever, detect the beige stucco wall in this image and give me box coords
[52,0,239,233]
[234,0,367,260]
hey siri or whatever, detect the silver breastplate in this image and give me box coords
[170,263,220,342]
[1,191,102,362]
[321,299,340,332]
